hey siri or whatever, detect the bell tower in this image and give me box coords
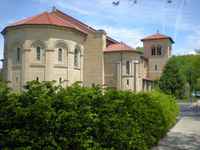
[141,32,174,80]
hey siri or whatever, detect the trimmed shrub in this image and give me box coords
[0,81,179,150]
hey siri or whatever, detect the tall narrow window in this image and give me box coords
[58,48,63,62]
[126,61,130,75]
[17,48,20,63]
[36,47,41,61]
[155,64,158,71]
[127,79,129,86]
[157,45,162,55]
[74,48,80,67]
[151,46,156,56]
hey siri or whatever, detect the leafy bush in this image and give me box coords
[0,81,179,150]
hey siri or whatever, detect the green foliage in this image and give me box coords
[0,81,179,150]
[135,46,144,53]
[159,57,187,99]
[159,55,200,99]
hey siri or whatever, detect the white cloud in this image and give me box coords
[94,25,145,47]
[185,28,200,50]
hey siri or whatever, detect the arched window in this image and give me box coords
[157,45,162,55]
[74,48,80,67]
[126,61,130,75]
[16,48,20,63]
[36,46,41,61]
[151,46,156,56]
[58,48,63,62]
[36,77,39,81]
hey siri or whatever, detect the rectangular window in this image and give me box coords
[126,61,130,75]
[127,79,129,86]
[36,47,41,61]
[17,48,20,63]
[58,48,63,62]
[155,64,158,71]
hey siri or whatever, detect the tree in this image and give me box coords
[195,49,200,54]
[159,58,186,99]
[0,68,2,81]
[136,46,144,53]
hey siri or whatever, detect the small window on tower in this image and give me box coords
[151,46,156,56]
[157,45,162,55]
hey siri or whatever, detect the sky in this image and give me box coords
[0,0,200,67]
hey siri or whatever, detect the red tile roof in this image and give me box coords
[141,33,174,43]
[2,8,118,44]
[7,11,87,34]
[104,42,141,53]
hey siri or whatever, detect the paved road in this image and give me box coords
[153,103,200,150]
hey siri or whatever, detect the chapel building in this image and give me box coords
[1,8,174,91]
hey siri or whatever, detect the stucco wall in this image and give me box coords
[83,30,106,86]
[143,39,172,80]
[3,25,85,91]
[104,52,147,92]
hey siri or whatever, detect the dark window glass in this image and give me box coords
[155,64,158,71]
[58,48,63,62]
[74,48,80,67]
[36,47,41,61]
[126,61,130,74]
[157,45,162,55]
[151,46,156,56]
[127,79,129,85]
[17,48,20,63]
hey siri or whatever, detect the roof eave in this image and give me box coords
[1,24,88,36]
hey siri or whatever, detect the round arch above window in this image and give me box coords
[54,40,68,50]
[31,40,46,49]
[31,40,46,62]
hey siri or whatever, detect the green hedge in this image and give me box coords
[0,81,179,150]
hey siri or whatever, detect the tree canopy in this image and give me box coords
[159,55,200,99]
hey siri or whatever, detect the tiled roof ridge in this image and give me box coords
[9,11,47,26]
[52,9,96,33]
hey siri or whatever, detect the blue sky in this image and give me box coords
[0,0,200,67]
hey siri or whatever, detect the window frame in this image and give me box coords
[126,61,130,75]
[16,47,21,63]
[151,46,156,56]
[58,48,63,62]
[36,46,41,61]
[74,48,80,67]
[156,45,162,56]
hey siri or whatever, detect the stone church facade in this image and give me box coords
[1,8,174,92]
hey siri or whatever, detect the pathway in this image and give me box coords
[153,103,200,150]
